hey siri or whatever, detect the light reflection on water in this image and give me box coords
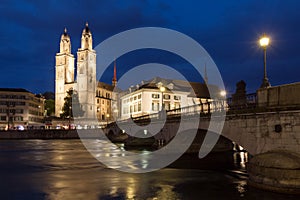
[0,140,297,200]
[233,151,249,169]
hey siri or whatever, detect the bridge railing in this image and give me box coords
[117,100,228,123]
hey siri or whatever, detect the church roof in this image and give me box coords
[124,77,220,99]
[97,82,114,91]
[82,22,91,34]
[61,27,70,40]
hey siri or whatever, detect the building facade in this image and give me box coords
[0,88,45,130]
[119,77,219,120]
[55,23,116,123]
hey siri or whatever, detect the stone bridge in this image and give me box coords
[110,110,300,156]
[107,82,300,194]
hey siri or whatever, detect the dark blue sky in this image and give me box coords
[1,0,300,95]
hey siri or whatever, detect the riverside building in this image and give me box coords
[0,88,45,130]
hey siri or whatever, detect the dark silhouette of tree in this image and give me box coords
[45,99,55,116]
[43,91,55,100]
[61,89,84,118]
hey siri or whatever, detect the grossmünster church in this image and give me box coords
[55,23,117,121]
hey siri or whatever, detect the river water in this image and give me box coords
[0,140,298,200]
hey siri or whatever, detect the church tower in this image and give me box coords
[76,22,96,119]
[112,60,117,87]
[55,28,75,117]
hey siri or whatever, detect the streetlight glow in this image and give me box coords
[220,90,226,97]
[160,86,165,92]
[259,33,271,88]
[259,36,270,47]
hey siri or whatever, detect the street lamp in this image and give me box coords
[160,86,165,111]
[259,34,271,88]
[220,90,226,98]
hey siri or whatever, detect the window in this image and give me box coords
[134,104,137,112]
[138,94,141,99]
[130,105,133,113]
[0,116,6,121]
[164,102,171,110]
[138,102,141,111]
[152,94,160,99]
[152,102,159,111]
[174,95,181,100]
[14,116,23,121]
[163,94,170,100]
[15,109,23,114]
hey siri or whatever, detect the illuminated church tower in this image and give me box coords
[55,23,116,120]
[76,22,96,119]
[55,28,75,117]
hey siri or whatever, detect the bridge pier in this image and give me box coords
[247,150,300,195]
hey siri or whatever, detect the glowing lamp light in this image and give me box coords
[160,86,165,92]
[220,90,227,97]
[259,35,270,48]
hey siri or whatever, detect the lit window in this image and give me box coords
[152,94,160,99]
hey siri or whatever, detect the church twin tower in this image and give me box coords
[55,23,98,118]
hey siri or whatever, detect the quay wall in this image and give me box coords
[0,129,103,139]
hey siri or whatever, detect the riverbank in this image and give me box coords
[0,129,100,139]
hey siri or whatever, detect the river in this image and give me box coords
[0,140,298,199]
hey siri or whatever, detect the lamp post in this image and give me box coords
[68,106,71,129]
[220,90,227,111]
[106,113,110,127]
[160,86,165,111]
[259,34,271,88]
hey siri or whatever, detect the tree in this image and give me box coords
[45,99,55,116]
[43,91,55,100]
[61,89,84,118]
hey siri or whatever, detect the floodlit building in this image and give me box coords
[0,88,45,130]
[119,77,224,120]
[55,23,117,123]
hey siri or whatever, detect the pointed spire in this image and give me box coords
[64,27,67,34]
[112,59,117,87]
[204,63,208,85]
[85,22,89,27]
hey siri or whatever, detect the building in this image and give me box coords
[55,23,117,123]
[0,88,45,130]
[119,77,223,120]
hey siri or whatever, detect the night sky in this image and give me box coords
[1,0,300,95]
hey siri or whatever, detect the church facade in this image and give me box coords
[55,23,117,122]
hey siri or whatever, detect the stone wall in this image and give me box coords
[257,82,300,108]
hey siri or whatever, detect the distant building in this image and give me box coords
[119,77,222,120]
[0,88,45,130]
[55,23,118,123]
